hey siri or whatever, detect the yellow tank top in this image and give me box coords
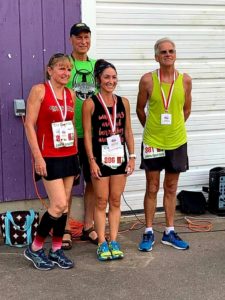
[143,71,187,150]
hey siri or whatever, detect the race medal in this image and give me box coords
[161,113,172,125]
[52,121,74,148]
[102,145,124,169]
[107,134,122,151]
[143,144,165,159]
[157,69,175,126]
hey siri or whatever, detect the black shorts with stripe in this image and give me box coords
[140,143,189,173]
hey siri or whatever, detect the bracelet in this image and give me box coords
[89,157,96,162]
[129,154,136,159]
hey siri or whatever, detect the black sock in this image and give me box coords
[53,213,67,237]
[37,211,58,238]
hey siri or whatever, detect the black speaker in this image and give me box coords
[207,167,225,215]
[177,190,206,214]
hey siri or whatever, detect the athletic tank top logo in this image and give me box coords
[72,60,95,101]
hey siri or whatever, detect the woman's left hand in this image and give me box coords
[125,158,135,176]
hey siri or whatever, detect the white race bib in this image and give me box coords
[143,144,165,159]
[101,145,124,169]
[52,120,74,148]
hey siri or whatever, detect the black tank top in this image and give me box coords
[91,94,126,164]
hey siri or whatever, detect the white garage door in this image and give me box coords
[82,0,225,212]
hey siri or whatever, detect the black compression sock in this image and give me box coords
[53,213,68,237]
[37,211,58,238]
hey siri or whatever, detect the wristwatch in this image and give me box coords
[129,154,136,159]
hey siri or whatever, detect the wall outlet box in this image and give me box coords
[14,99,26,116]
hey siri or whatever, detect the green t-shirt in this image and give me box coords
[67,57,96,137]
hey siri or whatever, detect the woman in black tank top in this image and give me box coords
[82,59,135,261]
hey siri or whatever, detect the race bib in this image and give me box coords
[102,145,124,169]
[143,144,165,159]
[52,121,74,148]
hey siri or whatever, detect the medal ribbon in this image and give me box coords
[157,69,175,112]
[97,93,117,134]
[48,80,67,121]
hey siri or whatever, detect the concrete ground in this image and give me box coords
[0,198,225,300]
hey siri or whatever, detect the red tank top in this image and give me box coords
[36,83,77,157]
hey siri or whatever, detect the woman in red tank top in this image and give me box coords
[24,53,79,270]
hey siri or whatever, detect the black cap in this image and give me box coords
[70,23,91,36]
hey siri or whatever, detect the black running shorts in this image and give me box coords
[140,143,189,173]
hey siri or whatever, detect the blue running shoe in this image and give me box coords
[109,241,124,259]
[24,245,54,271]
[97,241,112,261]
[138,232,155,252]
[48,249,74,269]
[161,231,189,250]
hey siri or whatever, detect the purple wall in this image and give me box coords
[0,0,82,202]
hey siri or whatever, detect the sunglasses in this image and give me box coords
[159,49,176,55]
[51,53,69,59]
[48,53,70,66]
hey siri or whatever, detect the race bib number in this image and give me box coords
[102,145,124,169]
[52,121,74,148]
[143,144,165,159]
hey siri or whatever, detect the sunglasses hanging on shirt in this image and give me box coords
[71,55,95,101]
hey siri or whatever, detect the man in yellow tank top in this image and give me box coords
[136,38,192,251]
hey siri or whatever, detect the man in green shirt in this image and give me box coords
[63,23,98,249]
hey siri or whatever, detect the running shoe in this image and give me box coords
[97,241,112,261]
[48,249,74,269]
[108,241,124,259]
[138,231,155,252]
[161,231,189,250]
[24,245,54,271]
